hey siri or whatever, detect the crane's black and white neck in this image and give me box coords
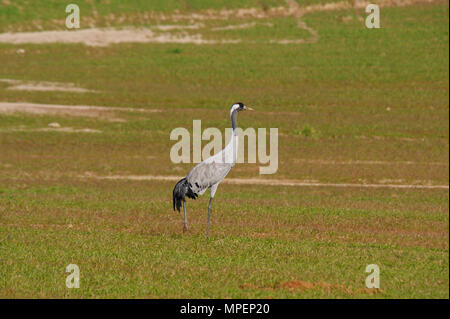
[230,102,242,131]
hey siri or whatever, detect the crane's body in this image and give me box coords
[172,102,253,238]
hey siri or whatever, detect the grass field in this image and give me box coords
[0,0,448,298]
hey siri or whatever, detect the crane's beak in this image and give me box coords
[244,106,254,111]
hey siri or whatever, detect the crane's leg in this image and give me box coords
[183,200,188,232]
[206,197,213,239]
[206,184,219,239]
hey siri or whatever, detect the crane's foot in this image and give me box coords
[183,224,188,233]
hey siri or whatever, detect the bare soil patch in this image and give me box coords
[293,159,448,166]
[3,126,102,133]
[240,280,383,295]
[0,79,97,93]
[0,27,240,46]
[79,173,449,189]
[0,102,161,120]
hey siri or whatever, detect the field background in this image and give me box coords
[0,0,448,298]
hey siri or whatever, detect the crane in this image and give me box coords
[172,102,253,238]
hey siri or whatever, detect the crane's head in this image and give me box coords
[230,102,254,116]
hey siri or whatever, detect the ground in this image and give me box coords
[0,0,448,298]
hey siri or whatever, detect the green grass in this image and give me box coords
[0,0,448,298]
[0,181,448,298]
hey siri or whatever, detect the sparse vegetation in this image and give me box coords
[293,124,320,138]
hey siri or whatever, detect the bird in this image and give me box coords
[172,102,253,238]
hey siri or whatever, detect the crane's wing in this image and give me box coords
[187,161,233,195]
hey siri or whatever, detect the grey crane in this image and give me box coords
[172,102,253,238]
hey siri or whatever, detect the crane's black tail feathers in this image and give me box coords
[172,178,198,212]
